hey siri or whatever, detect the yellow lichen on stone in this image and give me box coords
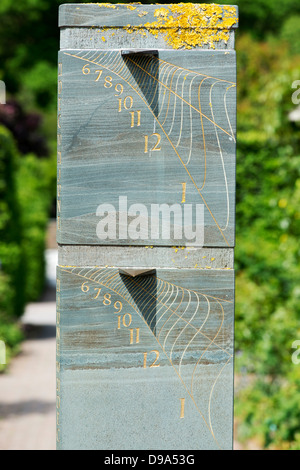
[97,3,117,9]
[141,3,238,50]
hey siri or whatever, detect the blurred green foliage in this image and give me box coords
[0,124,55,369]
[0,0,299,448]
[234,32,300,448]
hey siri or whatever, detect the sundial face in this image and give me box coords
[57,265,234,450]
[57,3,237,451]
[57,49,236,247]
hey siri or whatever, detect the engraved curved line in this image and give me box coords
[161,286,185,349]
[177,291,201,374]
[169,290,191,362]
[175,72,187,146]
[156,278,232,357]
[156,57,236,85]
[64,52,230,246]
[210,82,230,231]
[190,299,225,397]
[167,70,185,137]
[129,273,226,449]
[63,267,221,446]
[143,278,168,328]
[131,275,158,322]
[128,275,229,356]
[189,299,226,442]
[161,66,178,125]
[224,84,236,141]
[126,55,234,139]
[178,293,209,376]
[143,279,170,329]
[175,72,194,151]
[184,75,198,165]
[198,77,209,190]
[153,281,178,338]
[157,63,177,119]
[156,283,176,331]
[208,355,233,443]
[165,277,234,305]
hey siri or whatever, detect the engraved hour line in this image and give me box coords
[130,53,236,134]
[124,272,231,445]
[161,287,185,349]
[64,52,230,246]
[126,55,230,219]
[126,269,229,357]
[125,55,236,141]
[76,266,231,357]
[124,54,232,217]
[210,81,230,232]
[190,300,226,396]
[64,268,223,449]
[71,51,235,141]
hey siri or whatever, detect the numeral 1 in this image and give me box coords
[181,183,187,203]
[180,398,185,419]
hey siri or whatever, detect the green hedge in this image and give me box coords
[0,125,55,369]
[16,153,56,302]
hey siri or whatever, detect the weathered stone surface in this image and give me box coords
[57,265,234,450]
[57,3,238,451]
[57,49,236,247]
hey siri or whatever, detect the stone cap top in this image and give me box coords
[59,3,239,29]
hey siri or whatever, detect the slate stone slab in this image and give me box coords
[57,49,236,247]
[57,266,234,450]
[57,3,238,451]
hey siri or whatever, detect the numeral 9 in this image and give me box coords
[114,83,124,97]
[114,301,123,314]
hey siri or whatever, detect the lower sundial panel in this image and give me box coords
[56,266,234,450]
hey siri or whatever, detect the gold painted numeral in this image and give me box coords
[118,95,134,112]
[117,313,132,329]
[114,301,123,314]
[104,76,113,88]
[181,182,187,203]
[103,293,111,305]
[114,83,124,97]
[94,70,102,82]
[144,133,161,153]
[180,398,185,419]
[82,64,90,75]
[130,328,140,345]
[81,282,89,293]
[143,350,160,368]
[130,110,141,128]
